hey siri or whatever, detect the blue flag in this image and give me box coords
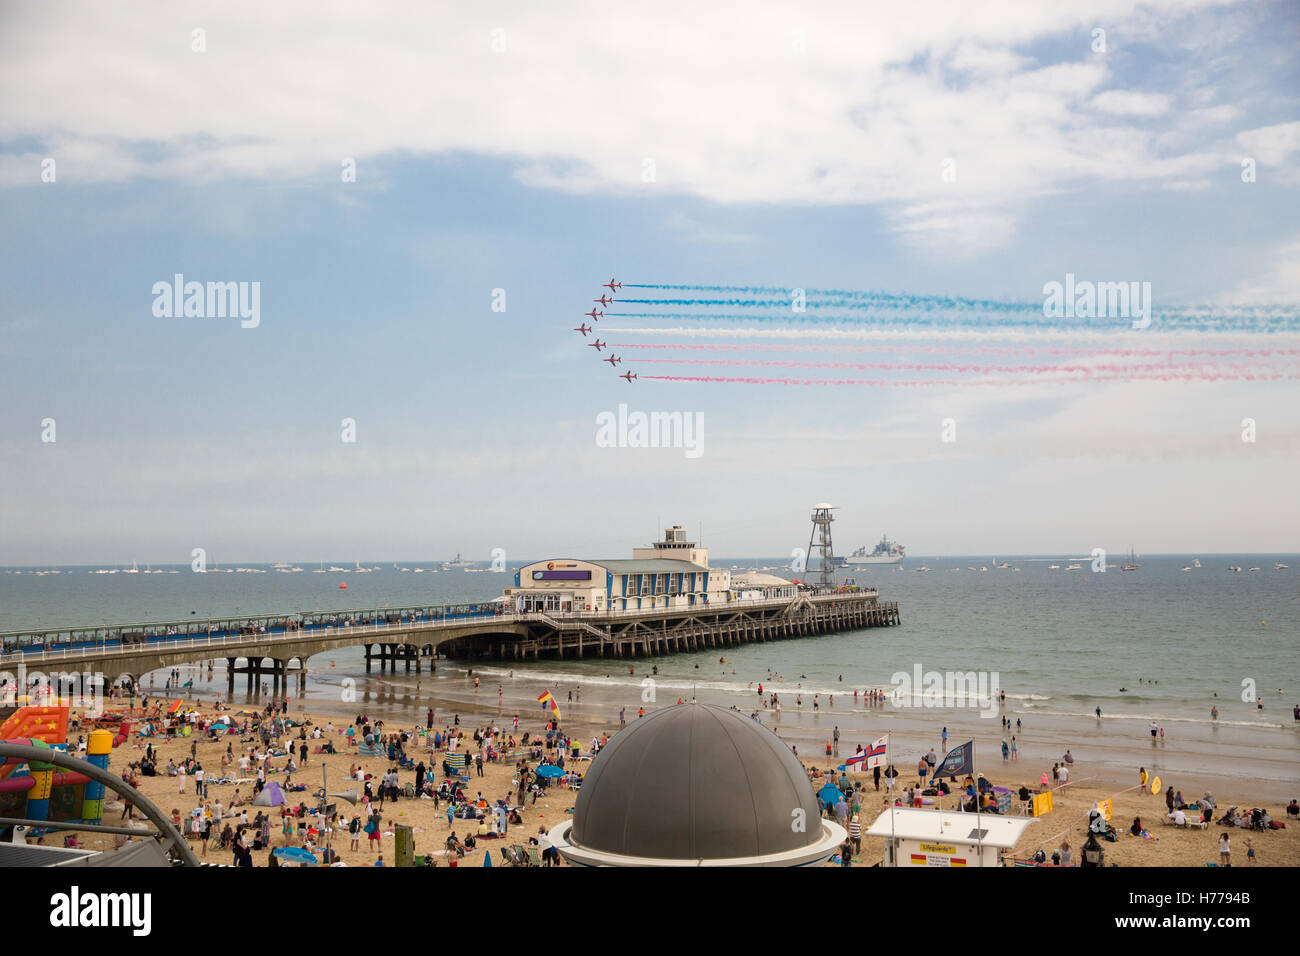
[932,740,974,779]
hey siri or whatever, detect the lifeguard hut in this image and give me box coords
[865,807,1036,867]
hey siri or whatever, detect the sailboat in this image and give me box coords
[1120,547,1139,572]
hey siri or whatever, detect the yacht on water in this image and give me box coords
[1276,563,1289,570]
[843,535,905,566]
[1193,558,1201,567]
[1120,547,1139,572]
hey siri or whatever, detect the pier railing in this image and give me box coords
[0,589,880,666]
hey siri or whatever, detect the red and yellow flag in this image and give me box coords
[537,691,561,720]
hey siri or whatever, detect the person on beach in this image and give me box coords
[1219,833,1230,866]
[1211,705,1218,720]
[1139,767,1148,794]
[1001,739,1009,761]
[1010,736,1018,761]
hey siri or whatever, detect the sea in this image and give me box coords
[3,554,1297,798]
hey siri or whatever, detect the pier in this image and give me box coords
[0,590,900,695]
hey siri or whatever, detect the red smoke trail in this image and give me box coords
[630,358,1300,376]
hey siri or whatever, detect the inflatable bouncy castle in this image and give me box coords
[0,706,129,830]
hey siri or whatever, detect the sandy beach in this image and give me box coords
[48,688,1299,867]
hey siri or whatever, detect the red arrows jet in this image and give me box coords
[603,278,622,292]
[619,371,637,383]
[593,295,613,307]
[603,354,622,366]
[573,324,591,336]
[587,339,606,351]
[584,308,603,321]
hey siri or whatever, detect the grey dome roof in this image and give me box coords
[569,703,823,861]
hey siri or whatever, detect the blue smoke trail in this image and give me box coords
[616,286,1300,333]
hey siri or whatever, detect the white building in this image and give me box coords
[729,572,798,601]
[504,526,732,613]
[865,807,1036,867]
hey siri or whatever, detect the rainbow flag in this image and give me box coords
[537,691,561,720]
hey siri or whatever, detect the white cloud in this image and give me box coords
[664,211,755,244]
[1223,237,1300,305]
[0,0,1253,255]
[1236,121,1300,166]
[1089,90,1173,116]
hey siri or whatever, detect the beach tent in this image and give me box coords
[817,783,842,807]
[253,781,286,807]
[535,765,564,779]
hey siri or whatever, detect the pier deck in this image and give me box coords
[0,591,900,696]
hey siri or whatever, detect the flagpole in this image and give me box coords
[974,741,984,867]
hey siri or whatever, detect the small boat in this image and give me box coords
[1047,564,1060,570]
[1180,566,1192,572]
[1228,565,1242,572]
[1120,546,1139,572]
[1275,563,1289,570]
[1193,558,1201,567]
[1247,567,1261,572]
[1065,564,1082,571]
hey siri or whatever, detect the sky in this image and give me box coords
[1,0,1299,564]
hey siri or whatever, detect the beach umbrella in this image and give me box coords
[483,850,492,868]
[817,783,841,806]
[273,846,318,866]
[535,765,564,778]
